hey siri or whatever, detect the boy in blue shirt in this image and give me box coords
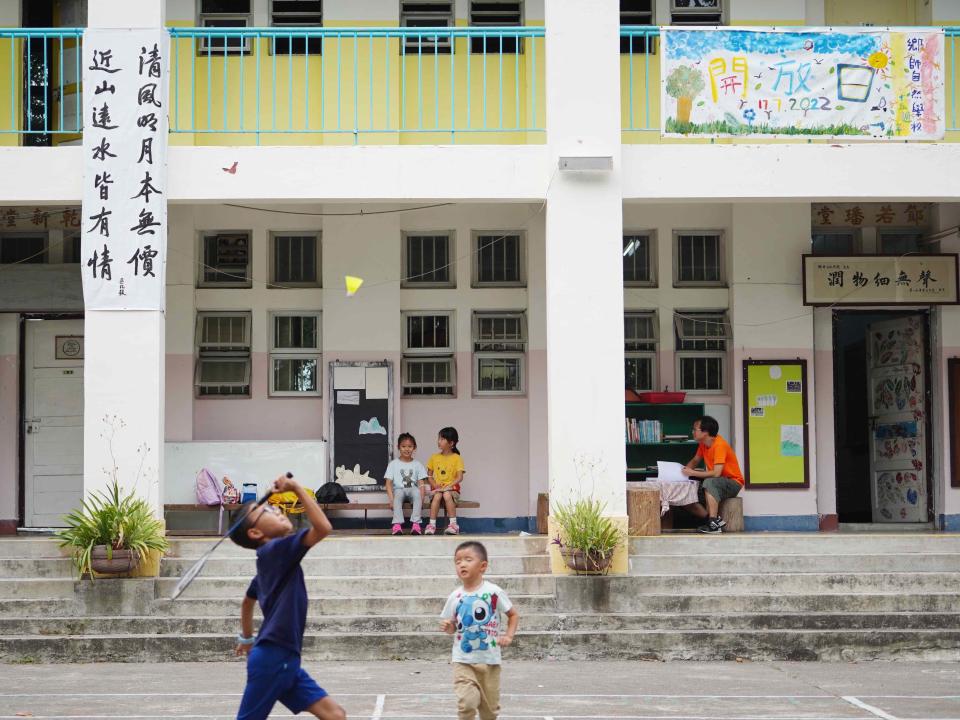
[230,474,345,720]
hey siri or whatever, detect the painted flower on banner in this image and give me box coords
[742,108,756,125]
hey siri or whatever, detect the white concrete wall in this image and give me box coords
[0,314,17,529]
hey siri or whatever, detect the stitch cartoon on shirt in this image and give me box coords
[454,591,500,653]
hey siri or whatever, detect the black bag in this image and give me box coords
[315,482,348,504]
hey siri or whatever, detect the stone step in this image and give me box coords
[1,628,957,663]
[614,571,960,594]
[154,573,558,600]
[3,611,959,637]
[629,534,960,555]
[628,552,960,574]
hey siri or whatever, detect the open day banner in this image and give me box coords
[660,27,945,140]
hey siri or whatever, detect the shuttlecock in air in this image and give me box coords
[345,275,364,296]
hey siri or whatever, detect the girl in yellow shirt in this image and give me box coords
[424,426,464,535]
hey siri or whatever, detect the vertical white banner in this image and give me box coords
[82,29,169,310]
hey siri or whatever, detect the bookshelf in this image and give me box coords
[625,402,704,480]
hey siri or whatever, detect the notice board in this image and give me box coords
[328,361,393,492]
[742,360,809,488]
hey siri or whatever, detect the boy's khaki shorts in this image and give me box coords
[454,663,501,720]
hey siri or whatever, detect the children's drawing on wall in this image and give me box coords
[661,28,944,139]
[780,425,804,457]
[336,464,376,485]
[756,394,777,407]
[359,417,387,435]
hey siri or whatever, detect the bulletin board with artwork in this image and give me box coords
[328,361,393,492]
[742,360,810,488]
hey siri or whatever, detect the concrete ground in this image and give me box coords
[0,660,958,719]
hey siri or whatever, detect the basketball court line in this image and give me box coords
[842,698,899,720]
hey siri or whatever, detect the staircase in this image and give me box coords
[1,533,959,662]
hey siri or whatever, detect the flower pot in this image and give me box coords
[90,545,139,575]
[560,548,613,575]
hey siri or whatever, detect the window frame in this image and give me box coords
[623,230,657,287]
[401,230,455,288]
[469,1,524,54]
[197,0,253,55]
[402,310,455,355]
[673,229,725,287]
[472,310,526,396]
[620,0,656,54]
[401,356,457,397]
[670,0,723,25]
[471,229,526,287]
[268,310,322,397]
[400,1,455,54]
[268,231,321,288]
[269,0,323,55]
[673,310,730,394]
[198,230,253,288]
[624,310,658,391]
[195,311,252,398]
[0,231,49,264]
[811,228,862,256]
[877,228,929,255]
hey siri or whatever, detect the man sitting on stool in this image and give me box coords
[681,416,744,534]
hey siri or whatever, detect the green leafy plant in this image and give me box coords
[551,497,625,575]
[57,479,169,578]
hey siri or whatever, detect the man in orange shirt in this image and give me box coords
[681,416,744,534]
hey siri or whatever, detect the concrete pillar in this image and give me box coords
[82,0,166,523]
[545,0,627,571]
[730,203,818,531]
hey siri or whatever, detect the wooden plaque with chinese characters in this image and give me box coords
[802,255,959,306]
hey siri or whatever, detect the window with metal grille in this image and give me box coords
[64,231,81,264]
[195,312,252,396]
[674,231,723,285]
[473,311,525,394]
[674,310,729,392]
[200,231,251,287]
[811,231,858,256]
[473,231,524,286]
[198,0,252,54]
[0,233,47,264]
[624,311,657,391]
[620,0,655,54]
[670,0,723,25]
[879,230,927,255]
[403,311,455,396]
[269,312,321,396]
[623,232,654,285]
[403,232,453,286]
[469,1,522,54]
[269,232,319,286]
[401,1,454,53]
[270,0,323,54]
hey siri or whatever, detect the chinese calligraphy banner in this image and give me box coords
[82,30,168,310]
[661,27,945,140]
[803,255,958,306]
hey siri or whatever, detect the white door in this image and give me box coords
[866,315,927,523]
[24,319,84,528]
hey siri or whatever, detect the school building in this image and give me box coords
[1,0,960,548]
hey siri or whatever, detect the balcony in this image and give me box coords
[0,27,545,146]
[621,26,960,143]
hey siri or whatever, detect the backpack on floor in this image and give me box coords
[315,482,348,504]
[195,468,224,506]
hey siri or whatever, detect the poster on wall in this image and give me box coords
[743,360,809,488]
[81,29,169,310]
[661,27,945,139]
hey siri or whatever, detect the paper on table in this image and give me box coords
[656,461,688,483]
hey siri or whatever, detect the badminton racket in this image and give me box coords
[169,472,292,600]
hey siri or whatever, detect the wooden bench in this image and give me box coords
[164,500,481,534]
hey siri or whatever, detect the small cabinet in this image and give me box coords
[625,402,704,480]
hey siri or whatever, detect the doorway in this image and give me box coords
[832,310,932,524]
[21,317,84,527]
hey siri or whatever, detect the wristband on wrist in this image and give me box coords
[236,634,256,645]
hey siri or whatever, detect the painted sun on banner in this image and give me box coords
[661,27,944,140]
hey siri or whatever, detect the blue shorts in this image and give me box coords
[237,643,328,720]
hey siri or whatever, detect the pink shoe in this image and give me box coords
[411,522,422,535]
[391,523,402,535]
[444,522,460,535]
[424,523,437,535]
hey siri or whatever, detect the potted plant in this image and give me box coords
[665,65,705,125]
[57,479,169,578]
[551,497,625,576]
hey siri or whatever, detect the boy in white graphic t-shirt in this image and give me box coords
[440,541,520,720]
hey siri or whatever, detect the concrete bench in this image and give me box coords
[164,500,480,534]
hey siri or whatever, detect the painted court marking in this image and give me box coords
[842,697,899,720]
